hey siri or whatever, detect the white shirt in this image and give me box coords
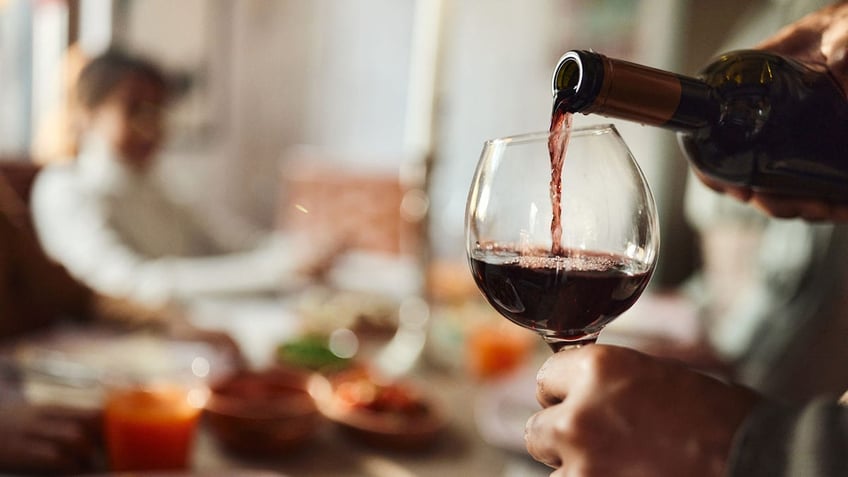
[31,136,308,306]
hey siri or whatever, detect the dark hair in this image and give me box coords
[75,49,168,110]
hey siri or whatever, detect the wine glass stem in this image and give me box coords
[546,338,598,352]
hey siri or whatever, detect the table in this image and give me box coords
[1,296,551,477]
[192,367,550,477]
[3,289,715,477]
[182,290,717,477]
[184,294,551,476]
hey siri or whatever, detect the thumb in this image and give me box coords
[821,12,848,93]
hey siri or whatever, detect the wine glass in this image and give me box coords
[465,124,659,351]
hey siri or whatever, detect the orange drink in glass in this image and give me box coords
[104,384,206,471]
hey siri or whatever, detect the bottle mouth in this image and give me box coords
[552,51,584,97]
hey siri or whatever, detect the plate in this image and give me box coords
[80,471,288,477]
[311,367,447,450]
[9,326,238,408]
[204,367,326,456]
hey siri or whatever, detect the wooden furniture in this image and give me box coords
[0,158,41,205]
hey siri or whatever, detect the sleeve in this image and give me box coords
[30,168,308,306]
[186,201,268,254]
[726,397,848,477]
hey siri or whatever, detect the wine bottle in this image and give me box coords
[552,49,848,201]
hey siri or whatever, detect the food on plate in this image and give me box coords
[204,367,325,456]
[313,367,445,450]
[275,335,352,372]
[333,368,428,418]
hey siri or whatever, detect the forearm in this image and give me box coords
[87,294,178,330]
[727,397,848,476]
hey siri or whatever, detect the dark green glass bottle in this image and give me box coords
[552,49,848,201]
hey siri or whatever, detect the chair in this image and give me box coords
[0,157,41,205]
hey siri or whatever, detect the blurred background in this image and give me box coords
[1,0,734,282]
[3,0,848,403]
[6,1,848,474]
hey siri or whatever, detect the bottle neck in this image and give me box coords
[553,50,713,131]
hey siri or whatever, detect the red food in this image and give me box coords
[333,370,429,417]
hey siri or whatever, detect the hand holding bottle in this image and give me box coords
[757,2,848,92]
[693,168,848,222]
[525,345,760,477]
[724,2,848,221]
[553,1,848,221]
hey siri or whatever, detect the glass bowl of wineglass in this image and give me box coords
[465,124,660,351]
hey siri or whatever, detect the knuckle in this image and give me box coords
[551,407,588,442]
[583,345,647,380]
[581,345,618,378]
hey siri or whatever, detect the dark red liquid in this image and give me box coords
[548,106,573,256]
[470,245,652,349]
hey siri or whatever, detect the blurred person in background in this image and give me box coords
[0,169,242,474]
[525,2,848,476]
[31,49,337,308]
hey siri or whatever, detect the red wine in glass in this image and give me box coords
[470,244,652,351]
[466,95,658,351]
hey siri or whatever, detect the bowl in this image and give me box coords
[310,367,446,450]
[204,367,326,456]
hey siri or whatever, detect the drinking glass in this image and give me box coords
[103,364,210,471]
[465,124,659,351]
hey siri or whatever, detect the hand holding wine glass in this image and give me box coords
[525,345,760,476]
[465,124,659,351]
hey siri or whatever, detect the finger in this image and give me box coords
[756,5,834,54]
[37,404,99,420]
[38,405,103,439]
[822,14,848,91]
[823,29,848,72]
[538,345,662,408]
[721,185,754,204]
[691,169,729,194]
[27,419,95,463]
[691,170,754,203]
[758,26,826,65]
[535,347,588,407]
[749,193,831,220]
[525,407,567,469]
[535,345,619,408]
[0,436,86,474]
